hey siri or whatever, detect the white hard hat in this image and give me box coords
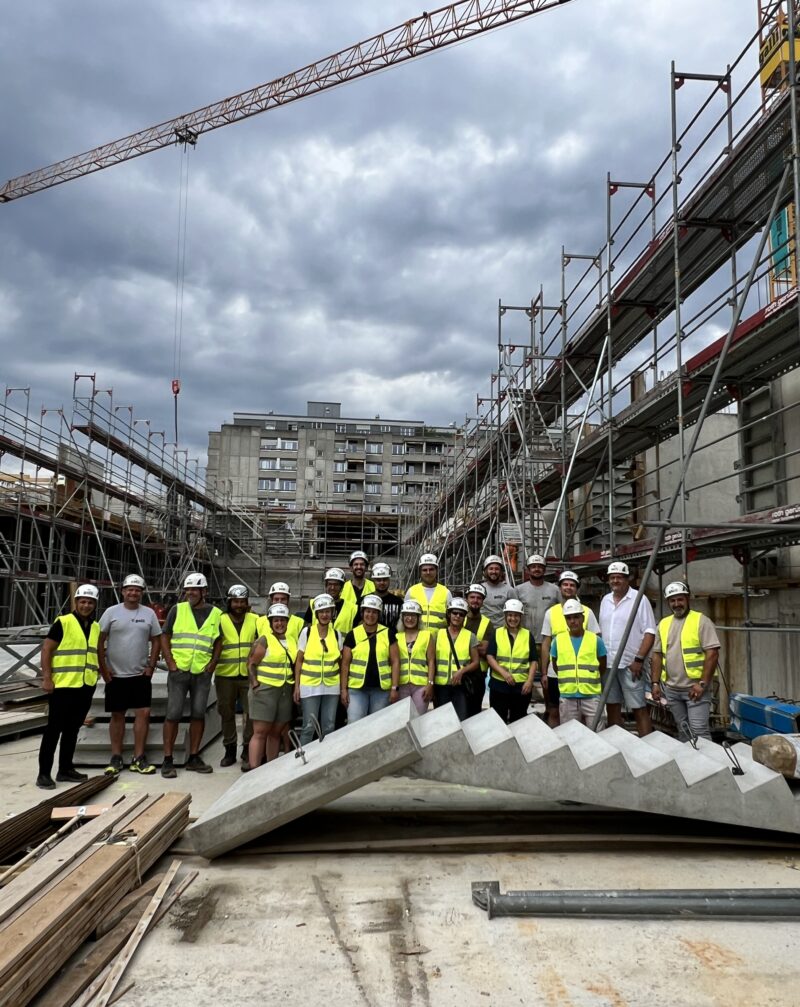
[419,553,439,567]
[466,583,487,598]
[75,584,99,601]
[349,550,368,564]
[447,597,469,614]
[401,600,422,617]
[558,570,580,584]
[665,581,690,599]
[607,561,630,576]
[483,554,503,569]
[122,574,145,589]
[562,599,584,616]
[361,594,383,611]
[372,562,391,579]
[324,567,345,583]
[526,554,546,567]
[504,598,524,615]
[268,603,290,620]
[313,592,335,611]
[183,572,208,589]
[269,581,290,597]
[227,584,249,599]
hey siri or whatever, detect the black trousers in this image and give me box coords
[38,685,94,775]
[433,684,469,721]
[461,671,486,719]
[489,686,529,724]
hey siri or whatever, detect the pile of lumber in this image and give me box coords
[0,792,190,1006]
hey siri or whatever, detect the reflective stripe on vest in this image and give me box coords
[347,625,391,690]
[434,627,472,685]
[397,630,432,686]
[257,634,297,687]
[300,625,341,688]
[659,610,706,681]
[311,598,357,635]
[409,583,449,632]
[170,602,222,675]
[548,602,591,638]
[256,613,305,644]
[216,613,258,677]
[555,632,601,697]
[492,627,531,683]
[51,614,99,689]
[341,578,376,610]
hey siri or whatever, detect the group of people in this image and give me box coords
[35,548,721,789]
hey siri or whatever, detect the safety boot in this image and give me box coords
[240,744,251,772]
[220,743,237,767]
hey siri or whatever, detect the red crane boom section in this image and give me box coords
[0,0,572,203]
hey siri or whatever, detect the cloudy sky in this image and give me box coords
[0,0,757,466]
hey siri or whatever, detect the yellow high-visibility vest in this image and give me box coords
[299,625,341,688]
[256,613,305,644]
[408,583,449,631]
[548,602,592,638]
[256,634,297,687]
[493,627,532,683]
[347,625,391,690]
[216,612,258,677]
[51,615,99,689]
[472,614,491,673]
[397,630,432,686]
[434,627,472,685]
[311,597,357,635]
[658,610,708,682]
[341,578,376,609]
[169,602,222,675]
[555,632,601,697]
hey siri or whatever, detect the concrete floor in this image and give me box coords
[4,727,800,1006]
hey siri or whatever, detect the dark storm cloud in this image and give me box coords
[1,0,755,464]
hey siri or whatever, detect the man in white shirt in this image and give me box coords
[598,561,655,736]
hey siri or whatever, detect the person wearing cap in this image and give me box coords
[97,574,162,776]
[257,582,305,643]
[371,562,404,629]
[159,572,222,778]
[341,595,399,721]
[540,571,601,728]
[550,598,607,726]
[405,553,452,632]
[304,568,357,634]
[341,550,376,610]
[481,555,516,628]
[650,582,720,741]
[515,553,559,648]
[295,594,343,743]
[36,584,101,789]
[599,561,655,737]
[211,585,258,769]
[396,600,436,714]
[247,603,297,767]
[487,599,538,723]
[433,598,480,721]
[464,584,493,716]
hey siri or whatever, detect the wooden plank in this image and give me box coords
[51,806,112,821]
[93,875,163,939]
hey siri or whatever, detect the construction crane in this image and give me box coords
[0,0,573,203]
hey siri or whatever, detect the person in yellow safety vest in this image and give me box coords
[294,593,343,744]
[303,568,357,634]
[211,584,258,770]
[487,598,538,724]
[650,581,721,742]
[405,553,452,632]
[396,599,436,715]
[550,598,607,726]
[340,594,400,722]
[36,583,100,789]
[342,550,376,614]
[256,582,305,643]
[540,570,601,728]
[247,603,297,768]
[159,572,222,778]
[464,583,493,717]
[433,597,480,722]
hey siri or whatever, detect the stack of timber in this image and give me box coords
[0,774,114,864]
[0,791,190,1006]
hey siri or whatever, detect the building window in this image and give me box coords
[278,459,296,471]
[260,478,279,491]
[391,443,404,455]
[400,427,416,437]
[259,458,277,470]
[286,423,298,431]
[380,425,393,434]
[391,463,404,475]
[427,442,444,454]
[346,440,362,452]
[366,442,382,454]
[335,423,348,433]
[261,438,278,450]
[347,482,361,494]
[391,484,401,495]
[279,479,296,492]
[365,482,381,494]
[279,438,298,451]
[335,441,346,453]
[365,462,383,474]
[364,504,378,513]
[333,481,347,494]
[355,426,370,435]
[334,461,347,473]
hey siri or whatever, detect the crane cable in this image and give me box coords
[172,140,193,444]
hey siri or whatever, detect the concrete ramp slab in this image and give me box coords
[186,698,422,858]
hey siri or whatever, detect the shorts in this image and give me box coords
[104,674,152,712]
[165,669,212,721]
[249,683,294,723]
[559,696,601,725]
[603,664,646,710]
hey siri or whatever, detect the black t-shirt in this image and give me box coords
[343,626,397,689]
[47,613,96,644]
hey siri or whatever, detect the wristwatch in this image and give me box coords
[427,680,434,685]
[391,686,399,692]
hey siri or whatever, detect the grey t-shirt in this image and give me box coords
[99,603,161,678]
[481,581,517,629]
[515,581,560,641]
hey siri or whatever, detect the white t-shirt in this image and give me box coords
[598,588,656,668]
[296,626,344,698]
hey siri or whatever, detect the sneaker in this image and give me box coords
[105,754,124,775]
[161,756,177,779]
[56,769,88,783]
[129,755,155,775]
[185,754,213,774]
[36,774,56,790]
